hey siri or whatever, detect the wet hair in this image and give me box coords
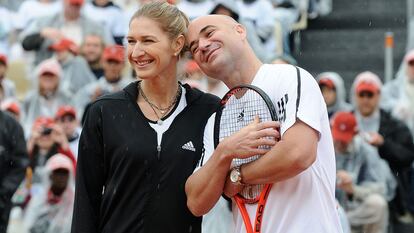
[130,1,189,56]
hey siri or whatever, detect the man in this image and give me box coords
[74,45,130,119]
[0,110,28,233]
[185,15,342,232]
[55,105,81,158]
[80,34,106,79]
[49,38,96,95]
[332,111,392,233]
[352,71,414,223]
[20,0,114,65]
[21,58,72,134]
[317,72,352,119]
[23,153,75,233]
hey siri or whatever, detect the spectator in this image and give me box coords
[0,110,28,233]
[0,98,21,122]
[21,58,71,135]
[238,0,276,55]
[54,105,81,158]
[317,72,352,119]
[80,34,105,79]
[26,116,76,185]
[20,0,114,65]
[49,38,96,95]
[209,0,271,62]
[83,0,127,45]
[0,54,16,102]
[74,45,130,118]
[23,153,75,233]
[352,71,414,223]
[14,0,61,32]
[382,49,414,142]
[0,6,14,56]
[332,111,393,233]
[177,0,215,21]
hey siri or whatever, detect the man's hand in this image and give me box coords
[51,124,69,150]
[336,170,354,195]
[219,116,280,160]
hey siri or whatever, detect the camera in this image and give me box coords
[41,127,53,135]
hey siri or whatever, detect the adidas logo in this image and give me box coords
[182,141,196,152]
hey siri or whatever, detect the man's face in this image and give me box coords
[81,35,104,64]
[39,72,59,93]
[355,90,380,117]
[103,59,124,82]
[56,115,78,137]
[320,86,337,107]
[50,168,70,190]
[334,139,351,153]
[187,16,243,77]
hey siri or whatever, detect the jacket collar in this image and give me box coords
[123,81,203,105]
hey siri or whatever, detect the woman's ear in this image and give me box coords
[172,34,185,56]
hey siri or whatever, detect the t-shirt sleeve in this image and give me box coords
[194,113,215,172]
[277,67,324,137]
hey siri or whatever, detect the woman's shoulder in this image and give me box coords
[183,83,220,105]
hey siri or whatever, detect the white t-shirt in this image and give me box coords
[201,64,343,233]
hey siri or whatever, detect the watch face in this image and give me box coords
[230,169,239,183]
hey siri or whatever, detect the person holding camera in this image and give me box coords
[26,116,76,186]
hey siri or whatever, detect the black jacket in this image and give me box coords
[0,111,28,216]
[72,82,220,233]
[377,109,414,214]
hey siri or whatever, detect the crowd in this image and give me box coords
[0,0,412,233]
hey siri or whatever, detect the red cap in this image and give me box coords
[356,81,380,94]
[318,78,335,89]
[0,54,7,65]
[37,59,62,77]
[55,105,77,120]
[46,153,73,173]
[33,116,55,129]
[49,38,78,54]
[68,0,84,6]
[331,112,357,143]
[1,100,20,115]
[103,45,125,62]
[354,71,381,94]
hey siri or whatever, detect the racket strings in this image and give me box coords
[219,88,273,202]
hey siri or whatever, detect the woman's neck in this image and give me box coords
[139,76,180,108]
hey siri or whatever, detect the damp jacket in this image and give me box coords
[71,81,220,233]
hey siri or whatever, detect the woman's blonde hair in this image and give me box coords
[130,1,189,56]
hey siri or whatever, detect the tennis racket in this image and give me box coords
[214,84,278,233]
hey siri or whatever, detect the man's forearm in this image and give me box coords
[185,145,233,216]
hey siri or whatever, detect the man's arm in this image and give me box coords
[185,118,279,216]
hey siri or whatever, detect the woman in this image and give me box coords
[71,2,220,233]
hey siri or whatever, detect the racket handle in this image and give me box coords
[235,196,254,233]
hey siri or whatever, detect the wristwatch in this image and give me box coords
[230,166,243,185]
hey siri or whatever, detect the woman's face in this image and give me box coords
[127,17,179,80]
